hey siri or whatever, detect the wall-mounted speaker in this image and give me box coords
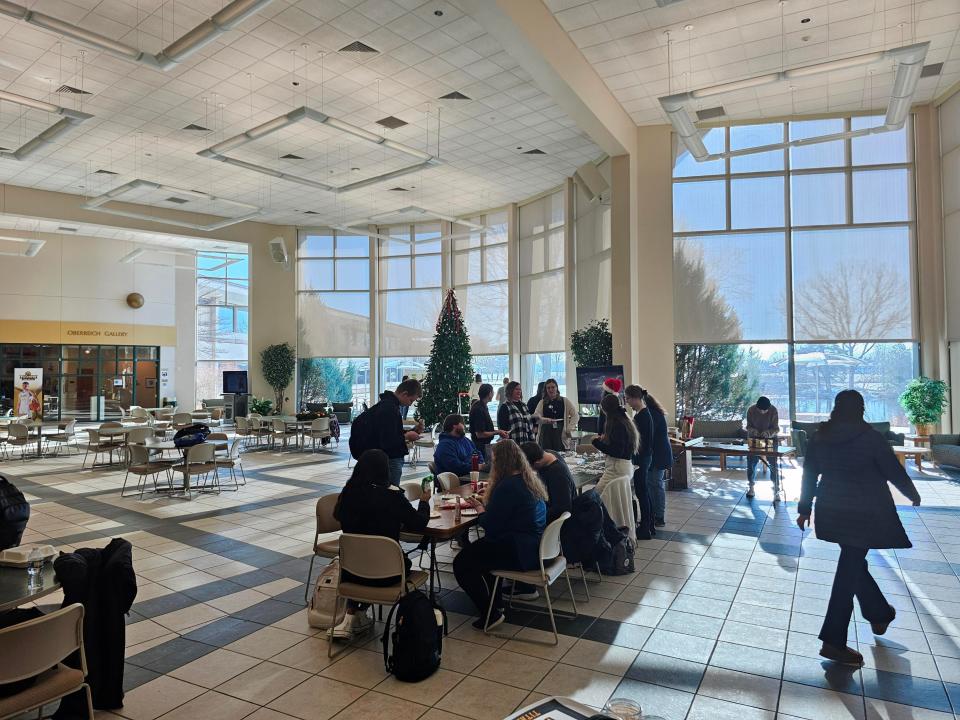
[573,162,610,204]
[269,236,290,270]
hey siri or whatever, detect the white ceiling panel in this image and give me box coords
[0,0,602,234]
[551,0,960,125]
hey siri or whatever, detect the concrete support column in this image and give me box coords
[609,154,636,382]
[634,126,676,420]
[914,104,949,429]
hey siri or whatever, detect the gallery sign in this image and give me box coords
[14,367,43,420]
[0,320,176,345]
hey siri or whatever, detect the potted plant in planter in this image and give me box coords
[899,377,949,436]
[260,343,296,415]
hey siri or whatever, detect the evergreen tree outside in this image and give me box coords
[299,358,357,405]
[417,289,474,426]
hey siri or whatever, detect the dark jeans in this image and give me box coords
[633,465,654,538]
[819,544,895,646]
[388,457,404,486]
[453,537,521,617]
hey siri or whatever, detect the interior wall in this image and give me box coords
[575,158,612,331]
[248,228,298,410]
[941,91,960,428]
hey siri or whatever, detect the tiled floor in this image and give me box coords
[6,432,960,719]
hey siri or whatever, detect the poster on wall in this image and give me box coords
[14,368,43,420]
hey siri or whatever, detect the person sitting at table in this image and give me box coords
[746,395,780,501]
[533,378,579,451]
[332,448,431,640]
[497,381,536,444]
[470,384,508,464]
[520,442,575,524]
[452,440,547,630]
[434,413,488,478]
[592,393,639,540]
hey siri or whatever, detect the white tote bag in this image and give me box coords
[307,558,346,629]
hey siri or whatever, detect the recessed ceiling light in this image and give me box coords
[439,91,470,100]
[183,123,210,131]
[522,148,546,154]
[801,17,811,23]
[94,168,118,175]
[376,115,408,129]
[339,41,378,53]
[351,167,360,172]
[280,153,304,159]
[801,35,810,41]
[683,24,693,31]
[434,9,443,16]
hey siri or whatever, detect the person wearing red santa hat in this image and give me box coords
[596,377,623,437]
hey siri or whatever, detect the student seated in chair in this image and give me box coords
[332,449,430,640]
[434,413,488,478]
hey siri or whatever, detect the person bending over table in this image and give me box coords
[497,381,536,444]
[469,384,508,465]
[332,449,431,640]
[746,395,780,501]
[434,413,489,477]
[452,440,546,631]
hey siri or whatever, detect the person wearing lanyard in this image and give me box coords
[533,378,579,451]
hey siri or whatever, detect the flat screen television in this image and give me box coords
[222,370,248,394]
[576,365,624,405]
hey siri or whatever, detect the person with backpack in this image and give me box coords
[452,440,547,630]
[331,449,431,640]
[350,378,423,486]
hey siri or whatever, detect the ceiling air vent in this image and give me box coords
[56,84,90,95]
[57,226,78,232]
[654,0,687,6]
[303,210,319,214]
[921,63,943,78]
[340,41,378,53]
[389,187,409,191]
[376,116,408,129]
[94,168,118,175]
[439,91,470,100]
[280,153,304,159]
[696,105,726,121]
[183,123,211,131]
[165,197,189,204]
[523,148,546,154]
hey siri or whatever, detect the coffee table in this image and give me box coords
[892,445,930,472]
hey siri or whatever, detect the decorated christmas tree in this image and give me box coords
[417,289,474,427]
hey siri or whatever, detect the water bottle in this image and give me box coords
[26,547,44,589]
[470,453,480,493]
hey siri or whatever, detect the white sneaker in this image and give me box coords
[512,589,540,601]
[331,612,373,640]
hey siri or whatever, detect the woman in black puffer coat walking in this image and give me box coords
[797,390,921,667]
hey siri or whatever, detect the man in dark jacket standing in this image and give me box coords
[746,395,781,500]
[625,386,655,539]
[369,378,422,486]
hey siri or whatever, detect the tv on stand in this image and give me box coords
[222,371,249,395]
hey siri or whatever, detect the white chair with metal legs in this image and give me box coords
[44,419,79,456]
[169,443,219,499]
[5,423,30,460]
[122,444,174,498]
[81,428,118,468]
[484,512,577,645]
[329,533,428,658]
[302,417,332,451]
[271,418,298,450]
[234,416,251,447]
[0,603,94,720]
[303,494,342,602]
[215,438,246,490]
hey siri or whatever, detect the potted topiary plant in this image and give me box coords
[899,377,949,436]
[570,318,613,368]
[260,343,296,415]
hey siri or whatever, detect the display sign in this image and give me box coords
[14,367,43,420]
[0,319,176,345]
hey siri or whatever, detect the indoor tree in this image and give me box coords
[899,377,949,435]
[260,342,296,414]
[417,289,474,427]
[570,319,613,368]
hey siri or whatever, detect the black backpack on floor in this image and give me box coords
[381,590,446,682]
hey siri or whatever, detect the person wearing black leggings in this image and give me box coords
[625,385,655,540]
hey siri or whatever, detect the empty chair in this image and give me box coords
[0,603,94,720]
[302,417,332,451]
[169,443,219,499]
[82,428,119,468]
[234,416,251,445]
[122,444,173,498]
[400,481,422,501]
[248,416,271,447]
[44,419,79,456]
[329,533,428,657]
[99,421,125,449]
[436,472,461,493]
[6,423,31,460]
[207,431,230,457]
[125,426,154,445]
[485,512,577,645]
[304,493,342,602]
[215,438,246,490]
[129,407,150,424]
[172,412,193,430]
[271,418,298,450]
[207,407,224,427]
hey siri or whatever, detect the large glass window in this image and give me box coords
[453,211,509,355]
[378,224,442,359]
[196,251,248,402]
[519,191,566,357]
[673,115,916,427]
[299,357,370,410]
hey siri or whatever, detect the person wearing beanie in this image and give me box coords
[746,395,781,501]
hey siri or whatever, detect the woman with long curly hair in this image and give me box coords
[452,439,547,630]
